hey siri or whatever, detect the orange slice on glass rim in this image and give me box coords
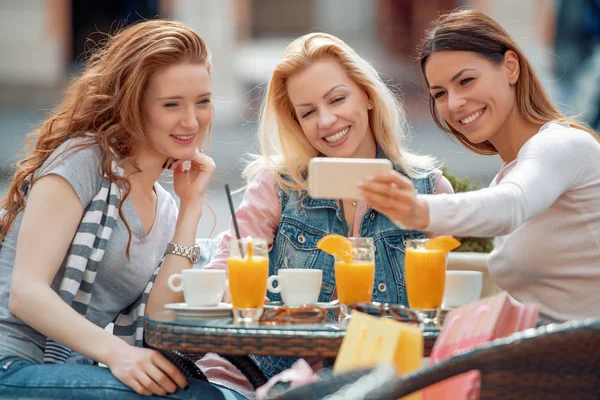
[316,234,353,263]
[425,236,461,252]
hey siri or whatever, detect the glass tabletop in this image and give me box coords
[146,309,440,336]
[146,310,346,332]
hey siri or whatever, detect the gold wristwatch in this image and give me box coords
[166,242,201,264]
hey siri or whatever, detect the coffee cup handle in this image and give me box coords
[167,273,184,292]
[267,275,282,294]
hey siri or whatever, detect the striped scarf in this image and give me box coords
[1,165,161,363]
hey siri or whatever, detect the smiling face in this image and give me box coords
[425,50,518,144]
[140,62,212,163]
[286,57,376,158]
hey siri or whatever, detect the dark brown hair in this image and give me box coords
[418,9,597,155]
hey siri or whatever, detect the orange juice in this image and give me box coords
[335,261,375,305]
[228,256,269,309]
[405,248,446,309]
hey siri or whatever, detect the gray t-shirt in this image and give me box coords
[0,139,177,364]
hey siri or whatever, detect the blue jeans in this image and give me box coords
[0,357,247,400]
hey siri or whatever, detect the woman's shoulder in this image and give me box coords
[246,167,286,191]
[56,135,101,156]
[431,169,454,195]
[528,121,599,154]
[40,136,102,173]
[244,169,284,205]
[35,136,105,207]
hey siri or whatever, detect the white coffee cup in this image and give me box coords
[168,269,227,307]
[267,269,323,307]
[443,270,483,308]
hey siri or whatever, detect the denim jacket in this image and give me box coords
[251,158,437,379]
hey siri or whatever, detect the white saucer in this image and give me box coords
[264,301,340,310]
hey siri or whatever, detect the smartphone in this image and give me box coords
[308,157,393,200]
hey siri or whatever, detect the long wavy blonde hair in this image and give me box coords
[244,32,437,193]
[418,9,599,155]
[0,20,212,253]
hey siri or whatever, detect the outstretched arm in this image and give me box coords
[359,128,594,237]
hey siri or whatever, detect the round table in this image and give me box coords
[144,310,439,358]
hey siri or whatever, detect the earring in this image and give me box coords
[368,101,373,110]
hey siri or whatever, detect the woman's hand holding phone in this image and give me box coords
[358,170,430,230]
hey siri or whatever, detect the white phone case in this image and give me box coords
[308,158,393,200]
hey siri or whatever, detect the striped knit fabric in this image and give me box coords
[1,165,161,363]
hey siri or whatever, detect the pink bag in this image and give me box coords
[422,292,540,400]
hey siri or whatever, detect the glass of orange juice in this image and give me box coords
[334,237,375,305]
[228,238,269,324]
[404,238,447,328]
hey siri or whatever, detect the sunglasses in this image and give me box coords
[346,302,421,325]
[260,305,327,326]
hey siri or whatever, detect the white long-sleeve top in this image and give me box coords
[421,122,600,322]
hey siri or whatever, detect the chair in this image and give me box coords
[277,319,600,400]
[266,366,396,400]
[367,318,600,400]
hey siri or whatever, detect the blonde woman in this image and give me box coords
[0,20,245,399]
[361,10,600,324]
[202,33,452,383]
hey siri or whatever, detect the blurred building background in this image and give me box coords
[0,0,597,237]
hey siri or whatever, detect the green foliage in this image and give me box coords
[441,168,494,253]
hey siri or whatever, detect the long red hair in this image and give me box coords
[0,20,212,254]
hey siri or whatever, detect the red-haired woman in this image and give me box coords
[0,20,243,399]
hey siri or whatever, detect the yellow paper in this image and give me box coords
[334,311,376,374]
[334,311,424,400]
[374,318,423,376]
